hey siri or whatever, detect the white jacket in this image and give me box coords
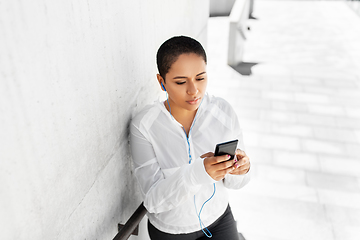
[130,93,250,234]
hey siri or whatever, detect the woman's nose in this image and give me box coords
[187,82,198,95]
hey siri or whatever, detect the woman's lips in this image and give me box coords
[187,98,200,105]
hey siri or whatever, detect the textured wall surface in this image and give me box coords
[0,1,209,239]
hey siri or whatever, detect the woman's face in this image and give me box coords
[160,53,207,114]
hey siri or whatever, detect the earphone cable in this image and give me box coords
[194,183,216,238]
[166,95,214,238]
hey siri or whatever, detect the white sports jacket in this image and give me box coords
[130,93,250,234]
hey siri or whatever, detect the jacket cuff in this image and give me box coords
[224,168,251,189]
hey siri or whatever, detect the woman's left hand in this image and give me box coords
[229,149,250,175]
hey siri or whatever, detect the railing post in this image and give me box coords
[113,202,147,240]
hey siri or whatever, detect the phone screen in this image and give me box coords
[214,139,238,160]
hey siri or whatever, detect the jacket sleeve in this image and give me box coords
[223,169,251,189]
[130,123,216,214]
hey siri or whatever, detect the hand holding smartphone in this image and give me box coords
[202,139,239,181]
[214,139,238,160]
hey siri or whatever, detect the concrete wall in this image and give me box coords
[0,1,209,239]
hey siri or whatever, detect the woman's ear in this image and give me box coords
[157,74,166,91]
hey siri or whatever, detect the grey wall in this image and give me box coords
[0,1,209,239]
[210,0,236,16]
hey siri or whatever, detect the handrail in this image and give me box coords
[113,202,147,240]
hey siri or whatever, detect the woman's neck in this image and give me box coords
[164,102,197,136]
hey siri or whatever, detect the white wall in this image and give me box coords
[0,1,209,239]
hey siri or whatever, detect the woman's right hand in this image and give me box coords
[201,152,236,181]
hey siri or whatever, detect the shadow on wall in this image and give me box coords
[210,0,236,17]
[230,62,258,76]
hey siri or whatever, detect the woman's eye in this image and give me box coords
[196,78,204,81]
[176,82,186,85]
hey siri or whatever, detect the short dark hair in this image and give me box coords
[156,36,207,81]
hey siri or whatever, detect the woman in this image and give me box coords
[130,36,250,240]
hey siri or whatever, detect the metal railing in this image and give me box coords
[112,202,147,240]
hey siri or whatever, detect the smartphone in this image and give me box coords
[214,139,238,160]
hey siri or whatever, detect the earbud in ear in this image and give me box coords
[161,82,166,91]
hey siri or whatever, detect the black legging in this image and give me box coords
[147,205,240,240]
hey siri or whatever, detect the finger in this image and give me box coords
[229,167,249,175]
[231,161,250,174]
[240,165,250,174]
[201,152,214,158]
[236,149,246,158]
[237,156,250,166]
[235,154,244,162]
[236,148,245,155]
[210,154,232,165]
[237,162,250,171]
[235,154,248,164]
[216,167,235,179]
[228,165,237,174]
[235,161,250,172]
[215,159,236,171]
[236,148,243,154]
[233,157,249,168]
